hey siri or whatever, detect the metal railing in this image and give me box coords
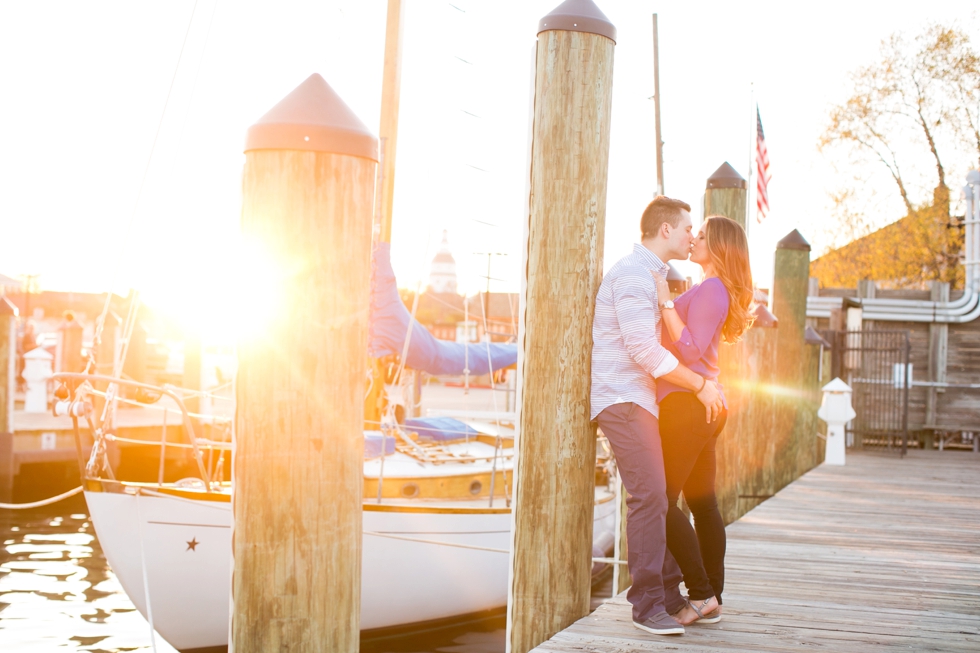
[821,330,912,455]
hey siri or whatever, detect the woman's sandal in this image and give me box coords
[688,597,722,624]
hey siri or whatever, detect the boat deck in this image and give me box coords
[532,450,980,652]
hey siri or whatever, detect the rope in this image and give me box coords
[105,433,231,450]
[364,530,508,554]
[364,530,624,567]
[88,387,232,423]
[0,485,84,510]
[135,493,159,653]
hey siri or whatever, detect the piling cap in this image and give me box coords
[821,377,852,394]
[666,262,685,281]
[776,229,811,251]
[0,296,18,317]
[24,347,53,360]
[706,162,747,190]
[245,73,378,161]
[750,302,778,328]
[538,0,616,43]
[805,325,831,348]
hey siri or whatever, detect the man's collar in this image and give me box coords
[633,243,669,275]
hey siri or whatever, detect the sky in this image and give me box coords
[0,0,978,340]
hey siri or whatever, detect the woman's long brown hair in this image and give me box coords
[703,216,754,343]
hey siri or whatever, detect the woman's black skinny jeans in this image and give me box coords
[659,390,728,604]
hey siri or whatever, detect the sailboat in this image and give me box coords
[66,242,616,652]
[54,4,618,651]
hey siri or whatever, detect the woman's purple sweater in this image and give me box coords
[656,277,730,403]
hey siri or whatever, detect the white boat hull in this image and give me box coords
[86,490,616,652]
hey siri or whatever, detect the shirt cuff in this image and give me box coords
[652,351,679,378]
[673,327,700,363]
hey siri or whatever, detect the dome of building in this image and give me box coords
[428,231,458,295]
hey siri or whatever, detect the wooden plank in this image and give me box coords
[530,450,980,652]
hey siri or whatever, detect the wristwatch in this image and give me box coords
[661,299,675,310]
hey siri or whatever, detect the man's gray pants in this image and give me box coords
[597,402,686,622]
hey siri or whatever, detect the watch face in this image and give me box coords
[663,300,674,310]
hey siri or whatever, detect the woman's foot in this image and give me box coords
[671,596,720,625]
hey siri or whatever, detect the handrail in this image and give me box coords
[807,172,980,324]
[51,373,213,491]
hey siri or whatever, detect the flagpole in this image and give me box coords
[747,83,756,241]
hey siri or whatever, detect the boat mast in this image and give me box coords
[376,0,404,244]
[366,0,405,429]
[652,13,664,196]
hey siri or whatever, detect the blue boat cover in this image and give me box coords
[368,242,518,375]
[404,416,479,443]
[364,431,396,458]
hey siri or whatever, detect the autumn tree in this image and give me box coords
[817,24,979,289]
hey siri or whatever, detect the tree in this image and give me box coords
[817,24,979,289]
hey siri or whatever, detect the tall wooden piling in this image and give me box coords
[704,162,747,229]
[770,230,813,488]
[508,2,615,652]
[0,297,17,503]
[233,74,377,652]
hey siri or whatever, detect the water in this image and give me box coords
[1,494,611,652]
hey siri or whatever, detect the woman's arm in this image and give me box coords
[653,276,729,366]
[653,274,686,343]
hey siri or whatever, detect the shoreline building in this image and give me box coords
[427,231,458,295]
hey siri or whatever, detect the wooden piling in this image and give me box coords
[924,280,950,449]
[183,330,202,415]
[0,297,17,503]
[94,309,120,419]
[704,162,747,229]
[770,230,813,489]
[58,312,84,373]
[508,2,615,652]
[233,74,377,652]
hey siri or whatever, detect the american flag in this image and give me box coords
[755,106,771,222]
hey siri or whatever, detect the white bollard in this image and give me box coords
[23,348,54,413]
[818,377,856,465]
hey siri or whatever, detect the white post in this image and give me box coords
[818,377,856,466]
[23,348,54,413]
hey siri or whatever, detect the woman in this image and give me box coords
[652,216,754,625]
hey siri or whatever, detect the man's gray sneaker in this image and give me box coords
[632,611,685,636]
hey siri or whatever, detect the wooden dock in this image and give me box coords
[534,450,980,652]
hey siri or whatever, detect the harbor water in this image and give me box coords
[1,494,611,652]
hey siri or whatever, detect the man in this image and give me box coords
[592,196,724,636]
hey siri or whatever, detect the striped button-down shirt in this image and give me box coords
[591,244,679,420]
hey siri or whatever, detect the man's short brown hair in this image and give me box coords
[640,196,691,239]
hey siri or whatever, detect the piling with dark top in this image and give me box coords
[508,2,615,651]
[770,229,815,487]
[58,313,84,374]
[0,297,18,502]
[704,162,747,229]
[233,73,377,652]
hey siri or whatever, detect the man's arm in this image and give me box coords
[611,272,723,422]
[659,365,724,423]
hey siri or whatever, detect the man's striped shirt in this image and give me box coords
[591,244,679,420]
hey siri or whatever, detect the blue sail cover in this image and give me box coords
[368,242,518,375]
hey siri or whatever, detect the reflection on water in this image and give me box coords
[1,496,610,653]
[0,495,178,652]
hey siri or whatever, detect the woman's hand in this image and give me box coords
[651,272,671,308]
